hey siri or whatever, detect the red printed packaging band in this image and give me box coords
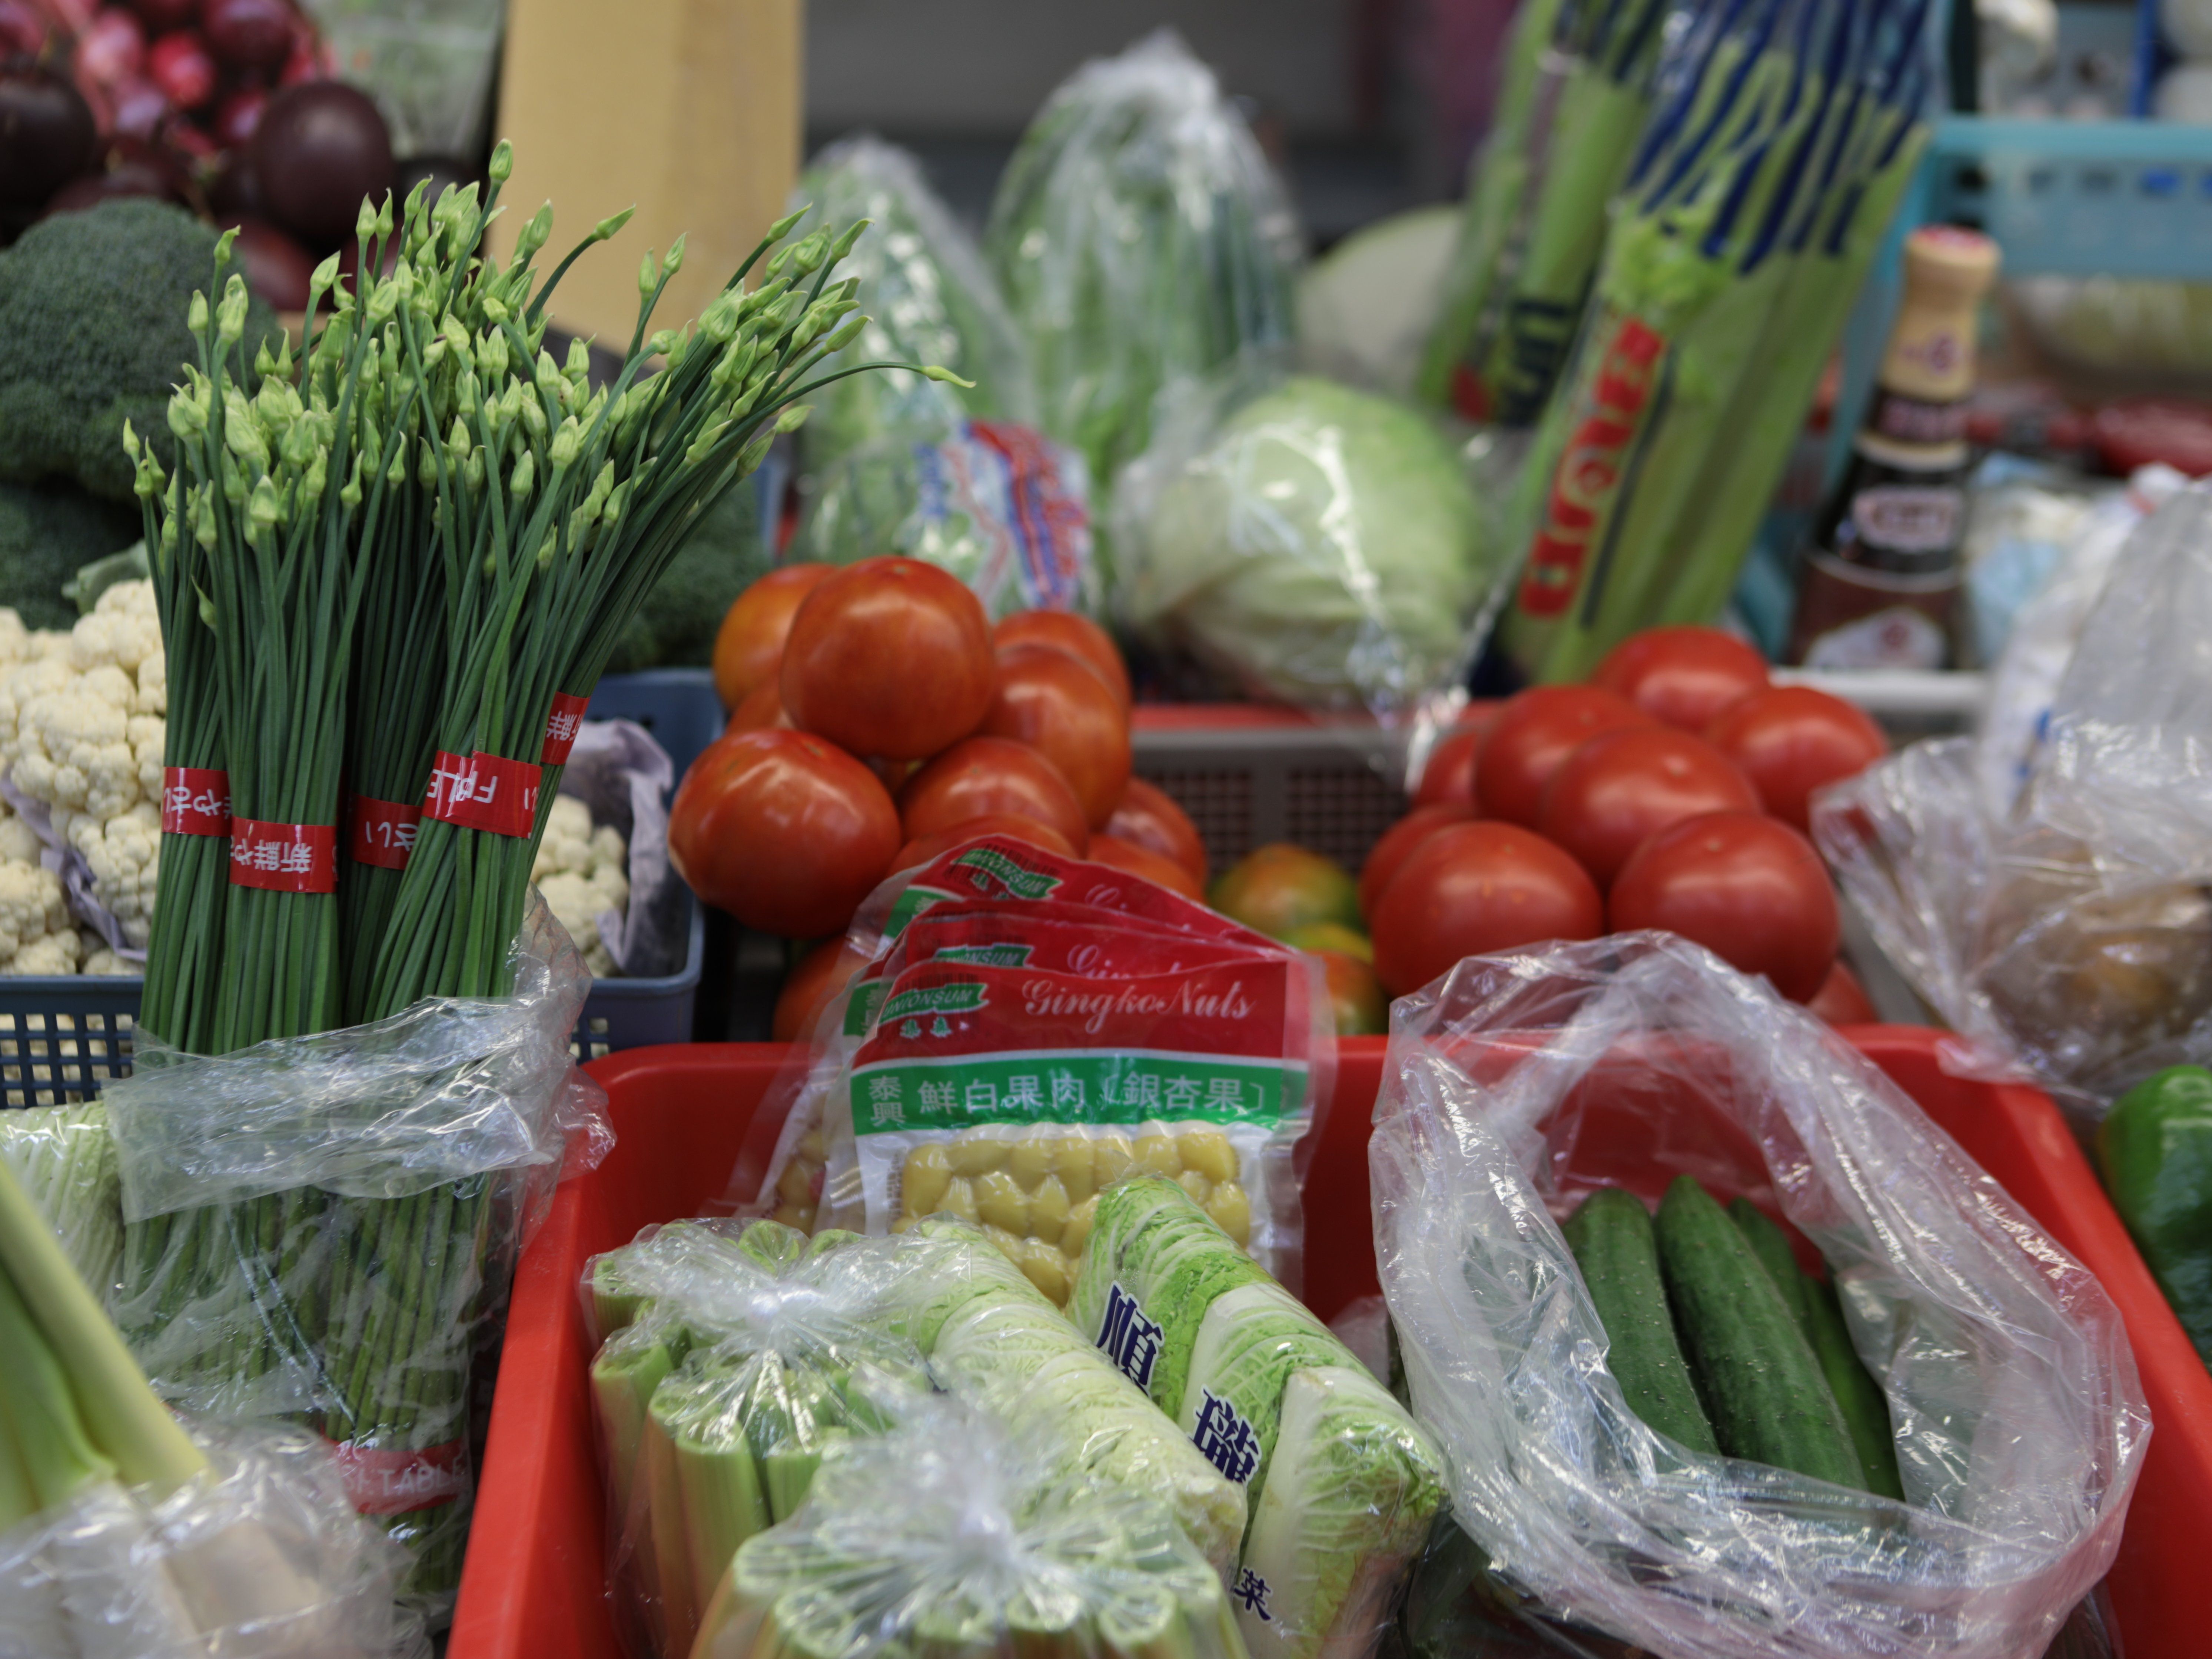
[160,767,232,836]
[228,818,338,894]
[324,1438,469,1517]
[349,795,422,870]
[424,749,540,838]
[540,692,590,766]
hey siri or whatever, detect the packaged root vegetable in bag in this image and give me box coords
[749,833,1332,1252]
[1115,371,1502,722]
[99,895,614,1621]
[1819,483,2212,1112]
[579,1220,937,1658]
[687,1394,1245,1659]
[1070,1177,1445,1659]
[1372,932,2148,1659]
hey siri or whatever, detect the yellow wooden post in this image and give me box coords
[487,0,802,345]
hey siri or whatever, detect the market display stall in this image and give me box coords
[7,1,2212,1658]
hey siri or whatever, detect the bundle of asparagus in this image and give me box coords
[1494,0,1936,683]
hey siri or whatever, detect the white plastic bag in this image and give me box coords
[1370,933,2147,1659]
[1821,482,2212,1108]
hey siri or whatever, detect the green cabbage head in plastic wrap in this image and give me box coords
[784,136,1037,472]
[1117,375,1499,718]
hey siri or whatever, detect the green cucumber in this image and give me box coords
[1729,1197,1904,1499]
[1562,1188,1719,1456]
[1803,1276,1904,1500]
[1655,1177,1861,1488]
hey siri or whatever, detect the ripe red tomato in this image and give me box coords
[1607,811,1839,1002]
[993,610,1132,708]
[712,563,833,711]
[725,679,789,734]
[773,940,867,1043]
[1537,727,1761,887]
[1475,686,1652,827]
[1370,822,1604,997]
[889,813,1080,876]
[1592,625,1770,732]
[669,730,901,938]
[1703,685,1888,834]
[1104,777,1208,884]
[1808,958,1877,1025]
[1316,950,1388,1037]
[897,736,1091,854]
[1086,833,1205,901]
[782,558,997,761]
[1413,706,1500,809]
[1359,802,1476,920]
[977,643,1132,828]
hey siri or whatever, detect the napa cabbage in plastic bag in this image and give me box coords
[1372,932,2146,1659]
[1819,483,2212,1110]
[1116,373,1501,719]
[785,137,1036,471]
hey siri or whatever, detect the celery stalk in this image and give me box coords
[0,1266,112,1511]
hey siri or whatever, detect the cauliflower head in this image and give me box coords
[532,795,631,978]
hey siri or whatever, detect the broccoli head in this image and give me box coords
[604,472,773,672]
[0,481,143,632]
[0,199,278,503]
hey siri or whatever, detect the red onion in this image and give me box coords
[0,63,95,206]
[200,0,288,71]
[162,109,215,157]
[211,81,262,146]
[0,0,51,57]
[107,70,165,137]
[128,0,197,31]
[251,78,390,240]
[72,7,145,86]
[146,28,215,109]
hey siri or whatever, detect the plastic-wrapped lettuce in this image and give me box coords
[0,1100,121,1296]
[690,1397,1245,1659]
[1070,1179,1446,1659]
[788,418,1100,617]
[1116,374,1499,719]
[784,137,1037,472]
[986,30,1302,573]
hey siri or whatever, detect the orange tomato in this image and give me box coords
[782,558,998,761]
[978,643,1132,828]
[773,940,867,1043]
[993,610,1132,707]
[888,813,1080,876]
[711,563,833,711]
[1085,833,1205,901]
[1103,777,1208,885]
[897,736,1091,854]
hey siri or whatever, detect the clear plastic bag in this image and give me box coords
[1114,369,1504,723]
[99,895,614,1622]
[1819,483,2212,1110]
[0,1416,429,1659]
[541,717,687,979]
[791,419,1100,618]
[985,29,1302,579]
[1370,933,2148,1659]
[687,1394,1243,1659]
[0,1101,120,1297]
[784,136,1038,473]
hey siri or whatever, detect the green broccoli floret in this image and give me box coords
[0,199,278,503]
[0,482,143,632]
[604,473,773,672]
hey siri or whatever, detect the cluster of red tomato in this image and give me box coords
[670,555,1211,958]
[1360,626,1888,1011]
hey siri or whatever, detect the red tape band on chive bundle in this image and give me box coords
[229,819,338,893]
[424,750,539,837]
[323,1439,468,1516]
[541,692,590,765]
[160,767,231,836]
[350,795,421,870]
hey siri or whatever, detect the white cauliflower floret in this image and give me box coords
[537,871,625,978]
[81,935,131,976]
[0,814,39,865]
[0,860,70,961]
[531,795,631,978]
[3,928,82,976]
[69,802,159,949]
[136,646,166,717]
[0,609,29,667]
[0,655,79,766]
[69,581,162,679]
[531,795,598,882]
[11,665,142,832]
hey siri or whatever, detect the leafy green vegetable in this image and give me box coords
[786,137,1036,472]
[0,1103,122,1300]
[602,471,771,672]
[1178,1280,1348,1512]
[1119,376,1495,717]
[987,30,1301,578]
[0,482,143,632]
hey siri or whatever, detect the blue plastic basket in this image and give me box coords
[0,671,724,1108]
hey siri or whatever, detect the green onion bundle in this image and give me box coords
[1494,0,1935,682]
[1418,0,1673,423]
[114,140,945,1616]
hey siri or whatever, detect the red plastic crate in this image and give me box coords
[450,1029,2210,1659]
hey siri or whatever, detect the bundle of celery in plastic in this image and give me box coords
[1495,0,1937,684]
[1418,0,1674,423]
